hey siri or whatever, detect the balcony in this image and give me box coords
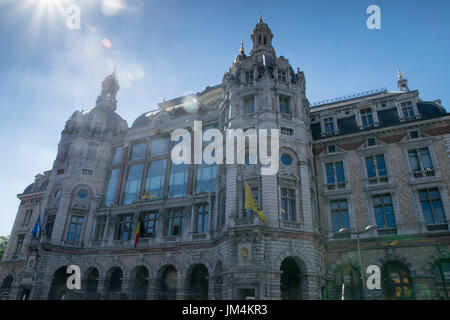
[279,219,302,231]
[366,176,389,185]
[235,216,257,228]
[325,182,346,192]
[333,232,350,239]
[192,233,207,240]
[377,227,398,236]
[410,169,437,180]
[426,223,449,232]
[62,240,82,247]
[164,235,180,242]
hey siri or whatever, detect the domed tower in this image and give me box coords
[219,18,322,299]
[41,71,128,247]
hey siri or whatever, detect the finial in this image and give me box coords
[397,67,403,79]
[259,12,263,24]
[240,40,245,54]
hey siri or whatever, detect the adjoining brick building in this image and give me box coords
[1,18,449,300]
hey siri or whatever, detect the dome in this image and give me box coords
[23,183,34,194]
[417,101,447,119]
[132,110,158,129]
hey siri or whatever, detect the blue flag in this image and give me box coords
[31,214,41,238]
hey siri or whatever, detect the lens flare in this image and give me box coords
[102,38,112,48]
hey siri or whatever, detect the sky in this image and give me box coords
[0,0,449,236]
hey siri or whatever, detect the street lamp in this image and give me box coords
[339,225,377,299]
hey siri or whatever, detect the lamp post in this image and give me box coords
[338,225,377,299]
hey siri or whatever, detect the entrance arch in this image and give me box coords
[48,267,69,300]
[131,266,149,300]
[187,264,209,300]
[280,257,303,300]
[105,267,123,300]
[158,265,177,300]
[85,268,100,300]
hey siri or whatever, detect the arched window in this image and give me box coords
[382,262,414,300]
[188,264,209,300]
[131,266,149,300]
[333,264,362,300]
[433,259,450,300]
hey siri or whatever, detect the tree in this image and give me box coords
[0,235,9,261]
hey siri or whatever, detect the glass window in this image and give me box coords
[115,214,133,241]
[408,148,433,171]
[244,95,255,114]
[281,153,293,166]
[150,138,169,157]
[13,234,25,255]
[77,189,89,199]
[326,161,345,184]
[334,264,362,300]
[373,194,396,229]
[123,164,144,204]
[244,187,259,218]
[168,163,189,198]
[112,147,124,165]
[167,208,184,236]
[196,204,209,233]
[361,108,374,127]
[130,143,146,161]
[434,260,450,299]
[196,163,216,194]
[145,159,166,199]
[419,188,446,225]
[23,209,33,226]
[382,262,413,300]
[365,155,387,178]
[280,188,296,221]
[279,95,291,115]
[66,216,84,243]
[324,117,335,134]
[105,168,120,206]
[94,215,107,241]
[45,215,55,238]
[401,101,415,118]
[330,199,350,233]
[140,211,158,238]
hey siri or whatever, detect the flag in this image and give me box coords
[134,221,141,248]
[31,214,41,238]
[244,182,267,222]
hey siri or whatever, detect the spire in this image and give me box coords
[397,67,409,91]
[250,16,276,59]
[259,13,263,24]
[96,69,120,111]
[397,67,403,79]
[240,40,245,54]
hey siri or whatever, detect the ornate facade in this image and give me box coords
[1,18,449,300]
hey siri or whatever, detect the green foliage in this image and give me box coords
[0,235,9,261]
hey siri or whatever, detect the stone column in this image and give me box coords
[225,165,238,228]
[207,276,214,300]
[176,277,187,300]
[83,196,99,246]
[261,174,278,227]
[51,191,72,245]
[147,276,158,300]
[121,277,130,300]
[299,161,313,232]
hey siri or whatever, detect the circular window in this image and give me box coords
[54,189,61,199]
[77,189,89,199]
[281,153,293,166]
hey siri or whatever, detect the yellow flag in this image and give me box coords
[244,182,267,222]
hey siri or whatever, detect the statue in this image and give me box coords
[100,68,120,101]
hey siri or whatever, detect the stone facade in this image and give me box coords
[1,18,449,300]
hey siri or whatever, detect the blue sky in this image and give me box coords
[0,0,449,235]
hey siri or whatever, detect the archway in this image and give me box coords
[105,267,123,300]
[85,268,99,300]
[158,265,177,300]
[131,266,149,300]
[433,259,450,300]
[382,261,414,300]
[0,275,13,300]
[280,257,302,300]
[188,264,209,300]
[333,264,363,300]
[48,267,69,300]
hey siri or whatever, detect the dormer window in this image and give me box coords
[361,108,374,127]
[409,131,420,139]
[323,117,335,134]
[278,71,286,82]
[328,145,336,153]
[367,138,377,147]
[401,101,415,119]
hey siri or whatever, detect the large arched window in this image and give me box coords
[382,262,414,300]
[333,264,362,300]
[433,259,450,300]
